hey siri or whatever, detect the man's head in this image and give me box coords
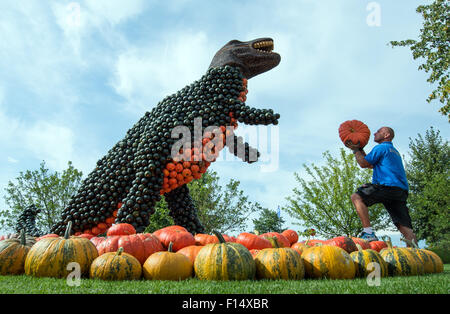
[374,126,395,143]
[208,38,281,79]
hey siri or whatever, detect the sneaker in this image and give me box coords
[359,232,379,242]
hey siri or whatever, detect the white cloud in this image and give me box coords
[84,0,147,26]
[111,31,214,115]
[7,157,18,163]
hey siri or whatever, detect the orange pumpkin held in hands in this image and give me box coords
[338,120,371,148]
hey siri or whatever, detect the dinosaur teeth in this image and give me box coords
[252,40,274,53]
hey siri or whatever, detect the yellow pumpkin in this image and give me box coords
[90,247,142,280]
[143,242,192,280]
[254,237,304,280]
[0,230,33,275]
[24,221,98,278]
[301,244,356,279]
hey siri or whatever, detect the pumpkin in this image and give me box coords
[338,120,371,148]
[24,221,98,278]
[1,232,37,246]
[301,245,356,279]
[143,242,193,280]
[351,237,371,250]
[260,232,290,247]
[194,231,256,281]
[153,225,188,239]
[177,245,204,265]
[421,249,444,273]
[379,238,424,276]
[0,230,33,275]
[368,240,388,252]
[155,229,195,252]
[291,242,310,256]
[90,236,107,247]
[235,232,272,250]
[36,233,59,241]
[90,247,142,281]
[96,233,164,265]
[106,223,136,237]
[350,244,388,278]
[254,237,304,280]
[325,236,358,253]
[194,233,219,246]
[281,229,299,245]
[400,239,443,274]
[221,234,236,242]
[249,249,261,258]
[301,239,326,246]
[78,233,94,240]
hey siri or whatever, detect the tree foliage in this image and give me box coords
[188,169,263,234]
[284,149,391,238]
[252,207,286,234]
[1,161,83,234]
[390,0,450,120]
[144,196,174,233]
[405,126,449,246]
[145,169,263,234]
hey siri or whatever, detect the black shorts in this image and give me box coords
[356,183,413,229]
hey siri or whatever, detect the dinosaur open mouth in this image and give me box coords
[252,40,274,53]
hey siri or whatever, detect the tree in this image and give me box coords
[144,169,264,234]
[187,169,264,234]
[284,149,391,238]
[144,196,174,233]
[389,0,450,120]
[405,126,449,246]
[252,207,286,234]
[0,161,83,234]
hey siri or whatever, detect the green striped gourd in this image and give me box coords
[90,247,142,280]
[379,237,423,276]
[254,237,305,280]
[350,244,388,278]
[0,230,33,275]
[194,231,255,280]
[301,244,355,279]
[401,238,443,274]
[24,221,98,278]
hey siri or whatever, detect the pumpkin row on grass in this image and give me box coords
[3,223,444,280]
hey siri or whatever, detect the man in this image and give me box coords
[346,126,417,245]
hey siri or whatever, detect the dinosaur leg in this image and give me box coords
[164,184,205,234]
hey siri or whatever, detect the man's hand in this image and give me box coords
[345,140,361,152]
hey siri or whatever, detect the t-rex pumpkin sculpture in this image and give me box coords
[49,38,281,235]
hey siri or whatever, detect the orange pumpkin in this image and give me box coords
[177,245,204,265]
[282,229,299,245]
[338,120,371,148]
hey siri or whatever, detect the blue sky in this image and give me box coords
[0,0,448,246]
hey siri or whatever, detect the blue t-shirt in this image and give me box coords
[364,142,409,191]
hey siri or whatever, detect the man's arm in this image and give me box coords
[345,141,373,169]
[353,149,373,169]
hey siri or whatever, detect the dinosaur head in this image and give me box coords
[208,38,281,79]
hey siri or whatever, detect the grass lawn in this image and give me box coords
[0,264,448,294]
